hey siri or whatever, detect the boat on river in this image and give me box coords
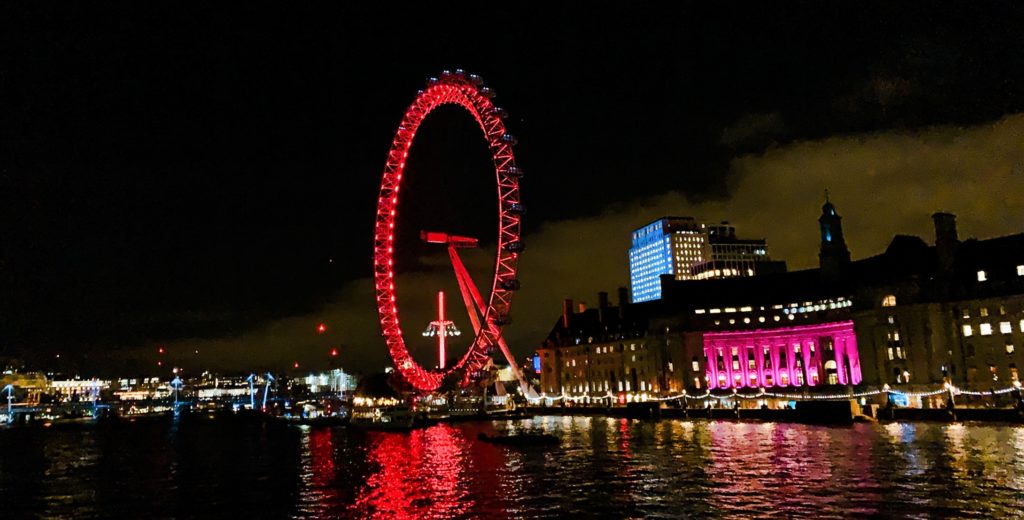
[349,406,416,430]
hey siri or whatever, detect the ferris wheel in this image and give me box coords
[372,70,535,397]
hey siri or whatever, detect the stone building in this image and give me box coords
[538,199,1024,407]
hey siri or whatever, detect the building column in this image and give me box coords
[771,342,782,387]
[833,334,848,385]
[845,333,863,384]
[786,341,798,387]
[755,344,767,387]
[706,347,717,390]
[738,345,749,388]
[723,346,734,389]
[801,337,814,386]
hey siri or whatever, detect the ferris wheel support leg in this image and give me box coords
[449,247,539,400]
[449,247,484,335]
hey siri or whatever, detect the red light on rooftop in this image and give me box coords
[330,348,338,357]
[293,362,300,369]
[158,347,165,354]
[317,323,327,334]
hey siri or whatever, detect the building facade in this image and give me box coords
[628,217,783,302]
[542,201,1024,408]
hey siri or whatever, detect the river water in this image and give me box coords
[1,415,1022,518]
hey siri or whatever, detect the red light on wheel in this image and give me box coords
[158,347,165,354]
[330,348,338,357]
[293,362,299,369]
[317,323,327,334]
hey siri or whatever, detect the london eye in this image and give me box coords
[372,70,535,397]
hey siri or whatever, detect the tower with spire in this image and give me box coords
[818,191,850,280]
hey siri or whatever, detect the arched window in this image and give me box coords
[882,294,897,307]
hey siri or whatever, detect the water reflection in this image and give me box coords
[1,418,1023,518]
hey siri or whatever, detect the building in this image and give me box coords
[537,289,655,404]
[628,217,784,303]
[541,199,1024,408]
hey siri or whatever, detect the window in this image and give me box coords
[980,307,989,317]
[977,270,987,282]
[882,294,897,307]
[966,344,976,357]
[962,324,973,337]
[1007,343,1015,354]
[1001,321,1013,334]
[1000,305,1007,315]
[963,308,971,319]
[887,347,894,360]
[1018,265,1024,276]
[980,323,993,336]
[691,359,699,371]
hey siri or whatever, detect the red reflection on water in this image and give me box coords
[309,428,335,488]
[619,418,633,459]
[351,424,475,519]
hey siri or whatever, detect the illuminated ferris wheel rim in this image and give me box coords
[372,70,523,393]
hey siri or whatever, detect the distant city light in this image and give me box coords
[330,348,338,357]
[293,362,300,369]
[317,323,327,334]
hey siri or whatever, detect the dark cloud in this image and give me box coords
[150,113,1024,373]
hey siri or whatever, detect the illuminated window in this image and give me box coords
[962,308,971,319]
[882,295,897,307]
[1006,343,1015,354]
[977,270,987,282]
[980,323,993,336]
[963,325,973,337]
[1001,321,1013,334]
[691,360,699,371]
[1018,265,1024,276]
[887,347,894,360]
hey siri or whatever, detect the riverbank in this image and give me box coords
[524,405,1024,423]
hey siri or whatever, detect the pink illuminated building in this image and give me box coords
[703,321,862,390]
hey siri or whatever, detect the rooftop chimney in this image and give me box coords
[617,287,629,318]
[597,291,609,322]
[933,212,959,274]
[562,299,573,329]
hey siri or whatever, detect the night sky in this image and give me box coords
[3,3,1024,375]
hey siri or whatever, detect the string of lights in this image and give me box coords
[527,382,1022,404]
